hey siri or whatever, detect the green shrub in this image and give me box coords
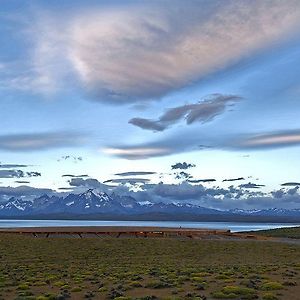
[222,285,255,295]
[191,276,205,282]
[17,283,29,290]
[261,281,283,290]
[53,281,66,287]
[71,286,82,292]
[35,296,48,300]
[262,293,278,300]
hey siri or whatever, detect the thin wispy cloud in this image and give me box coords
[239,182,265,189]
[62,174,89,178]
[103,146,172,159]
[0,164,29,168]
[15,180,30,184]
[106,128,300,160]
[114,171,156,177]
[281,182,300,187]
[0,132,85,151]
[103,178,151,184]
[223,177,245,182]
[232,130,300,150]
[188,179,216,183]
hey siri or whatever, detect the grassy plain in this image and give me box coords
[246,226,300,239]
[0,234,299,300]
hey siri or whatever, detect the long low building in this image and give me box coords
[0,226,265,240]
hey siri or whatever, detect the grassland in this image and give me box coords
[0,234,299,300]
[245,226,300,239]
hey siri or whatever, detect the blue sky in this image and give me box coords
[0,0,300,209]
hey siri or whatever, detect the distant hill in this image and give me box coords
[0,189,300,222]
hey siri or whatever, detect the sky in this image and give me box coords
[0,0,300,210]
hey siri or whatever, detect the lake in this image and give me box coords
[0,219,299,232]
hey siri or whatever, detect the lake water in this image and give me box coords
[0,219,299,232]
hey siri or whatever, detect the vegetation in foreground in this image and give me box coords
[246,226,300,239]
[0,234,299,300]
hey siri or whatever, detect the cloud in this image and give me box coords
[223,177,245,182]
[0,170,23,178]
[281,182,300,187]
[9,1,300,102]
[103,129,216,159]
[0,164,29,168]
[129,94,241,131]
[0,132,85,151]
[0,186,53,198]
[239,182,265,189]
[68,178,108,190]
[128,119,166,132]
[271,189,285,199]
[103,178,150,185]
[66,0,300,102]
[57,155,83,163]
[62,174,89,178]
[15,181,30,184]
[231,130,300,150]
[103,146,172,159]
[26,172,41,177]
[106,128,300,160]
[175,171,192,180]
[67,177,121,193]
[64,176,300,210]
[114,171,156,176]
[140,182,300,210]
[188,179,216,183]
[0,170,41,178]
[287,186,299,195]
[152,182,206,200]
[171,162,195,170]
[147,181,232,202]
[103,132,215,159]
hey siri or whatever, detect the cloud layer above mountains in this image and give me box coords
[62,177,300,210]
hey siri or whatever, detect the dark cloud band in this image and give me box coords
[114,171,156,177]
[129,94,241,132]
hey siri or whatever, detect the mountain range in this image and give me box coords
[0,189,300,222]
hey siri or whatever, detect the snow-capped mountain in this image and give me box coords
[0,189,222,216]
[230,208,300,217]
[0,198,33,215]
[0,189,299,218]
